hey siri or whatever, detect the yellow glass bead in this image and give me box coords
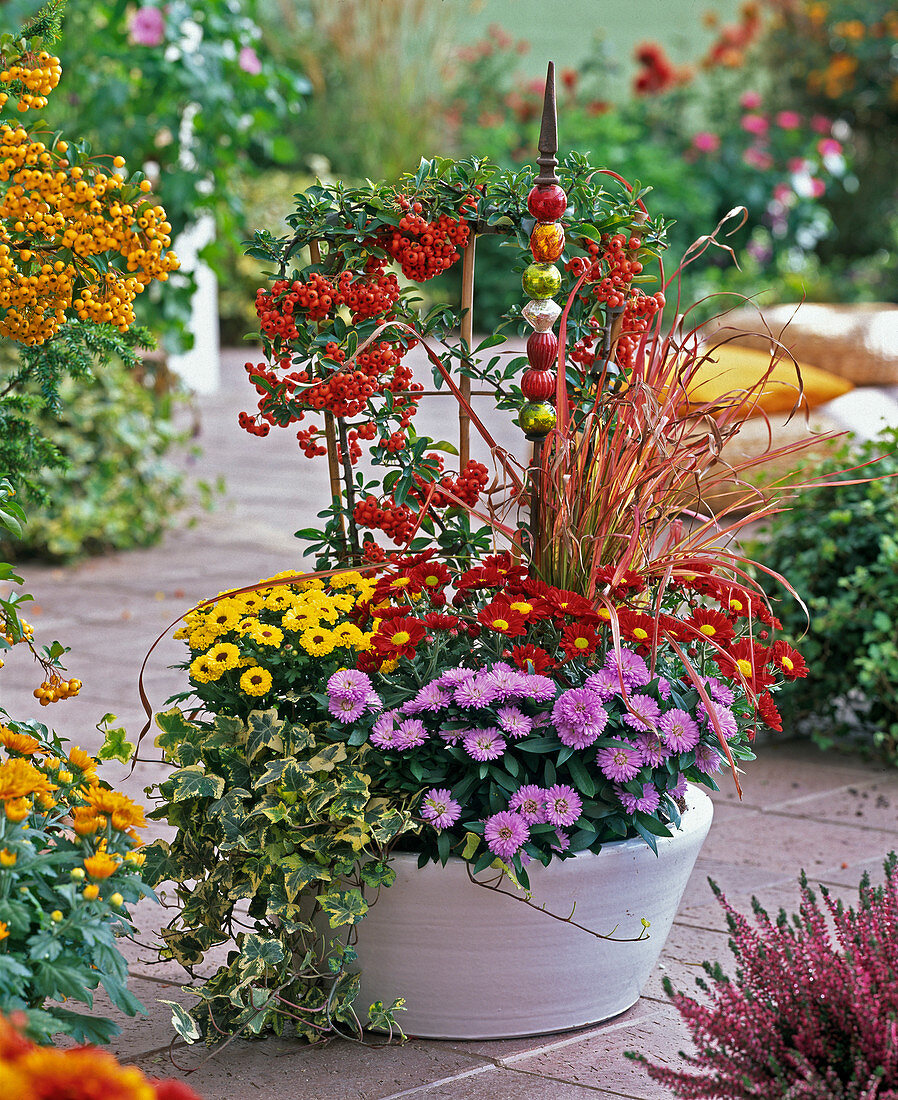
[522,263,562,300]
[519,402,557,438]
[530,222,565,263]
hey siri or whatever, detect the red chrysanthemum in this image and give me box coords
[769,639,808,680]
[422,612,460,631]
[150,1081,205,1100]
[504,643,556,673]
[560,621,600,659]
[616,608,662,649]
[411,561,450,592]
[713,638,776,689]
[544,587,599,622]
[685,608,736,645]
[476,599,527,637]
[456,564,503,592]
[594,565,647,599]
[757,690,782,732]
[371,617,426,658]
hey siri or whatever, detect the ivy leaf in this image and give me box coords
[240,934,285,970]
[317,888,369,928]
[154,707,197,752]
[168,766,225,803]
[245,709,285,761]
[96,716,135,764]
[160,1001,201,1044]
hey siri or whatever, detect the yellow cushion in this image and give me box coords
[679,344,853,416]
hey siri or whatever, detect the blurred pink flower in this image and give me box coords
[817,137,842,156]
[775,110,801,130]
[691,131,721,153]
[810,114,832,134]
[788,156,809,173]
[809,177,826,198]
[743,147,773,170]
[238,46,262,75]
[739,90,762,110]
[773,183,793,203]
[129,6,165,47]
[741,113,769,136]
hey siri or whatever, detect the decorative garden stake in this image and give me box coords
[520,62,564,565]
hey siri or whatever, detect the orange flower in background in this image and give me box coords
[0,727,40,755]
[0,758,55,802]
[15,1045,157,1100]
[67,745,98,778]
[83,850,120,880]
[0,921,9,941]
[84,787,146,833]
[4,798,31,822]
[71,806,103,836]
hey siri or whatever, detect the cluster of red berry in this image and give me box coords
[569,289,665,371]
[380,200,470,281]
[354,458,489,547]
[566,233,645,310]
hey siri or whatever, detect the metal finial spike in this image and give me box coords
[535,61,559,187]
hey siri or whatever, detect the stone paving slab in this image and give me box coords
[6,349,898,1098]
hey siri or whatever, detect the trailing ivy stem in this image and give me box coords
[336,417,362,563]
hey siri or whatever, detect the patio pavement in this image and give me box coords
[3,347,898,1099]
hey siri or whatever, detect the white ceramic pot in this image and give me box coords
[353,785,713,1039]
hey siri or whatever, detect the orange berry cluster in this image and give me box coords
[380,201,470,281]
[0,123,179,343]
[33,675,81,705]
[566,233,644,310]
[0,49,61,112]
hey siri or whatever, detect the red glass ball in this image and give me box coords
[527,183,568,221]
[521,368,556,402]
[526,330,557,371]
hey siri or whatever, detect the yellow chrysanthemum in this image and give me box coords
[83,850,120,880]
[330,570,363,589]
[0,920,9,940]
[205,601,243,633]
[17,1043,158,1100]
[239,666,273,696]
[189,654,219,683]
[188,626,218,651]
[297,578,325,591]
[206,642,241,671]
[0,726,40,755]
[84,788,146,833]
[68,745,98,777]
[299,627,337,657]
[0,848,17,867]
[333,623,366,649]
[281,610,317,633]
[264,589,299,612]
[0,758,56,801]
[233,592,265,613]
[5,798,31,822]
[124,849,146,866]
[71,806,103,836]
[245,622,284,647]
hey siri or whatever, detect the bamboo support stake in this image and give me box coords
[459,236,476,469]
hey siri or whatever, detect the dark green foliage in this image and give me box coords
[752,427,898,764]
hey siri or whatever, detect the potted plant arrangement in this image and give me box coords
[144,65,819,1044]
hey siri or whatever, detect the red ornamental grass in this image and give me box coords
[632,854,898,1098]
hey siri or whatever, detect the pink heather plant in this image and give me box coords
[632,855,898,1098]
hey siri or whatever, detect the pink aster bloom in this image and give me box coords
[691,131,720,153]
[508,784,546,824]
[741,113,769,136]
[497,705,533,739]
[669,773,689,799]
[776,110,801,130]
[438,726,464,745]
[551,830,570,853]
[694,742,724,774]
[484,810,529,860]
[520,673,556,702]
[369,711,400,749]
[238,46,262,75]
[621,693,661,732]
[698,702,739,739]
[705,677,735,706]
[406,681,451,713]
[395,718,428,749]
[740,90,762,110]
[328,695,369,723]
[616,781,660,814]
[454,676,499,708]
[463,727,506,761]
[659,708,701,752]
[544,784,583,827]
[656,676,672,701]
[484,662,530,700]
[636,730,670,767]
[596,741,644,782]
[584,668,618,701]
[129,7,165,47]
[604,647,650,690]
[421,788,461,829]
[327,668,374,702]
[437,667,475,688]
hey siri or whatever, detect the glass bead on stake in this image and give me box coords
[518,60,567,566]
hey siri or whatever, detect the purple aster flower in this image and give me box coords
[328,695,369,723]
[553,687,608,730]
[483,810,529,860]
[395,718,428,750]
[656,676,672,701]
[420,788,461,829]
[454,675,499,709]
[327,668,374,702]
[556,720,606,751]
[697,701,739,740]
[621,692,662,732]
[497,706,533,739]
[551,830,571,853]
[520,674,556,702]
[438,726,465,745]
[483,662,530,700]
[369,711,400,749]
[406,681,452,714]
[583,668,618,701]
[544,784,583,827]
[437,666,475,688]
[659,708,701,752]
[694,742,724,774]
[615,782,660,815]
[596,741,644,782]
[705,677,735,706]
[508,784,546,824]
[669,773,689,799]
[604,647,651,690]
[636,729,670,767]
[463,728,506,761]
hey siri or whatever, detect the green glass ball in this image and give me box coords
[522,262,562,301]
[519,401,557,437]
